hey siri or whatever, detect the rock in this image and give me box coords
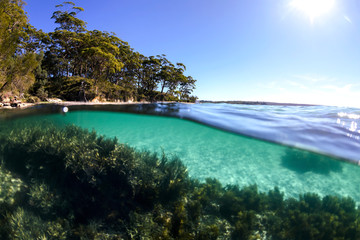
[2,97,10,103]
[10,99,21,107]
[10,101,21,108]
[91,97,100,103]
[46,98,63,103]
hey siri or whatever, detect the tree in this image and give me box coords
[0,0,42,98]
[179,76,196,101]
[1,1,198,103]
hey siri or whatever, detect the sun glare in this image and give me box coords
[290,0,335,23]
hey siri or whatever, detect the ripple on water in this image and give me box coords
[2,104,360,205]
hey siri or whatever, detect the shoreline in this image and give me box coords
[0,99,321,110]
[0,100,186,110]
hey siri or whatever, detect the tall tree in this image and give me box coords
[24,1,198,102]
[0,0,41,98]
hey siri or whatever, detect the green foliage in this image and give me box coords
[0,0,197,102]
[29,52,49,100]
[1,52,40,96]
[0,0,42,98]
[37,1,198,102]
[0,0,28,63]
[59,76,96,101]
[51,1,86,33]
[0,124,359,239]
[24,95,40,103]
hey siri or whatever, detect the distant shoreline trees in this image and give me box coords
[0,1,197,103]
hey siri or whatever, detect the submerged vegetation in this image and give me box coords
[0,123,360,239]
[281,149,343,175]
[0,0,197,103]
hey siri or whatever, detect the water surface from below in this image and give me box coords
[6,109,360,204]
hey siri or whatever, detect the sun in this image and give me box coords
[290,0,335,23]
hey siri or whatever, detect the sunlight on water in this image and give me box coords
[7,110,360,204]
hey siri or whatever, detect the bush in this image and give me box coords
[25,95,40,103]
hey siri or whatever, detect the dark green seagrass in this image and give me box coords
[0,124,359,239]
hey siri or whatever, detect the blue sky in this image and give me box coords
[25,0,360,107]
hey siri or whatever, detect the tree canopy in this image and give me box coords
[0,1,197,103]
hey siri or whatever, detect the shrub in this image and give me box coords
[25,95,41,103]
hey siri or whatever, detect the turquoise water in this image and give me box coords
[181,103,360,163]
[5,108,360,204]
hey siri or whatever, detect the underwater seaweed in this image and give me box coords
[5,207,70,240]
[0,166,24,206]
[0,123,359,239]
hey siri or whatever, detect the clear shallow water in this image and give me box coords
[2,103,360,204]
[178,103,360,164]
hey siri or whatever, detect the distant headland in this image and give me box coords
[199,100,318,106]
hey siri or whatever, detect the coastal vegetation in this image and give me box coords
[0,0,197,103]
[0,123,359,239]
